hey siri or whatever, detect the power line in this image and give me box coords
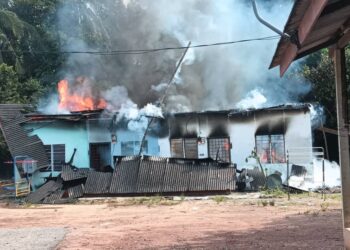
[0,35,280,55]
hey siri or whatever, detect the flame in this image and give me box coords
[57,79,107,112]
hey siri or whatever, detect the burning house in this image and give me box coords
[159,104,314,184]
[0,98,317,193]
[0,71,331,197]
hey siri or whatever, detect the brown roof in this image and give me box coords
[270,0,350,76]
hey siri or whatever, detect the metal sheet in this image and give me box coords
[67,184,84,198]
[84,171,112,194]
[61,165,90,181]
[42,190,64,204]
[25,179,63,204]
[110,156,235,195]
[109,156,140,194]
[0,105,49,169]
[137,156,167,193]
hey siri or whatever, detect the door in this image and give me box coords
[89,143,111,171]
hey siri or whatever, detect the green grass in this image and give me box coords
[107,196,181,207]
[260,188,286,198]
[212,196,228,204]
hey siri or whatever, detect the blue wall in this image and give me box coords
[112,129,159,156]
[25,121,89,168]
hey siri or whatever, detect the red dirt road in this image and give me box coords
[0,195,344,249]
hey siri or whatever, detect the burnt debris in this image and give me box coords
[25,156,236,204]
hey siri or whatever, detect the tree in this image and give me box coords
[0,63,44,103]
[297,46,350,162]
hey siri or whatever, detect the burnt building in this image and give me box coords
[159,104,313,182]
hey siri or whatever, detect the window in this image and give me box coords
[170,138,198,158]
[208,138,231,162]
[121,141,148,155]
[170,139,184,158]
[44,144,65,171]
[256,134,285,163]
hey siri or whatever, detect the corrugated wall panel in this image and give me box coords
[84,171,112,194]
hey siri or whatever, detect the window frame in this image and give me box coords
[207,137,231,163]
[255,134,286,164]
[44,144,66,172]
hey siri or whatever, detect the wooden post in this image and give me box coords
[334,48,350,246]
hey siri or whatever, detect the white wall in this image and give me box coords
[158,109,313,179]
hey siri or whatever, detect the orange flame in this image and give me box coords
[58,79,107,112]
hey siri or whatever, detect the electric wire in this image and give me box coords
[0,35,280,55]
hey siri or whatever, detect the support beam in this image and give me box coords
[338,31,350,49]
[334,48,350,248]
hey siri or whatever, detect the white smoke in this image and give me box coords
[289,159,341,191]
[235,88,267,109]
[309,104,325,129]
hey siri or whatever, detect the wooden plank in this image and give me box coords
[338,31,350,49]
[298,0,328,43]
[280,0,328,76]
[334,49,350,233]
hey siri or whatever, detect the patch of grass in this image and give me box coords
[180,193,185,201]
[320,202,330,212]
[261,200,268,207]
[326,193,342,200]
[269,200,275,206]
[212,196,228,204]
[261,188,286,198]
[108,196,181,207]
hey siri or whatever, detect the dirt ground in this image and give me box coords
[0,193,344,250]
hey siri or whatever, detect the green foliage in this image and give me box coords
[298,47,350,128]
[261,188,286,198]
[0,63,44,104]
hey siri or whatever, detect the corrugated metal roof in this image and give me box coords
[25,179,63,204]
[42,190,64,204]
[109,156,141,194]
[136,156,167,193]
[61,165,90,181]
[67,184,84,198]
[109,156,235,195]
[0,105,49,169]
[84,171,112,195]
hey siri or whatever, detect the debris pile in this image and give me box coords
[25,157,236,204]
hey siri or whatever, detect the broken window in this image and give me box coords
[121,141,148,155]
[208,138,231,162]
[170,138,198,158]
[44,144,65,171]
[256,134,285,164]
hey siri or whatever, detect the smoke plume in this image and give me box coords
[46,0,309,114]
